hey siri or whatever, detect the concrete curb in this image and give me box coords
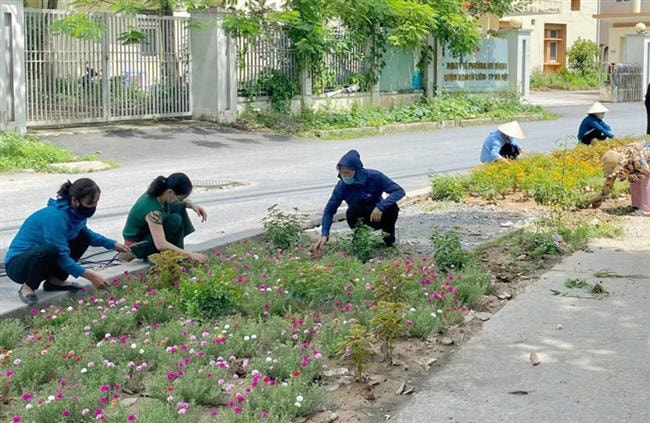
[312,113,550,139]
[1,188,432,319]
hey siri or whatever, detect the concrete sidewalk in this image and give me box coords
[395,217,650,423]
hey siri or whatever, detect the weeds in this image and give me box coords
[262,204,306,251]
[431,227,473,271]
[345,223,385,262]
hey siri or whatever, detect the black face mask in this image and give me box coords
[74,204,97,218]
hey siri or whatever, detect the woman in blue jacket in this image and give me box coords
[578,102,615,145]
[314,150,405,251]
[4,178,129,306]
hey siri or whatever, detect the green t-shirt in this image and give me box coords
[122,194,168,242]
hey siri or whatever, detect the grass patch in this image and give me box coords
[0,132,111,173]
[531,69,603,91]
[234,91,552,138]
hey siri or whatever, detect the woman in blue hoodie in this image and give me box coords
[4,178,129,306]
[578,102,615,145]
[314,150,405,251]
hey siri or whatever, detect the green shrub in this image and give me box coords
[454,266,491,308]
[430,174,468,202]
[345,223,386,262]
[568,38,600,75]
[0,132,74,172]
[0,318,24,350]
[431,228,472,271]
[262,204,306,251]
[178,270,243,320]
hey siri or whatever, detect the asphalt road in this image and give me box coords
[1,101,647,257]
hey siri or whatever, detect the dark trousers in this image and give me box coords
[580,129,607,145]
[129,206,194,259]
[6,231,91,291]
[499,143,521,160]
[346,203,399,246]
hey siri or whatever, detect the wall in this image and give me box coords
[505,0,598,72]
[237,92,423,116]
[599,0,650,14]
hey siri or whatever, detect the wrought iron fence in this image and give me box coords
[24,8,191,126]
[236,27,298,98]
[602,62,643,103]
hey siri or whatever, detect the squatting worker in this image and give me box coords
[4,178,129,306]
[121,173,209,263]
[578,102,615,145]
[480,121,526,163]
[590,142,650,215]
[314,150,406,252]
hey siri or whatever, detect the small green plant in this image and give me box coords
[564,278,589,289]
[262,204,306,251]
[179,269,243,320]
[0,319,24,350]
[337,324,374,381]
[431,228,472,271]
[146,250,187,288]
[430,174,468,202]
[370,301,406,363]
[253,68,300,113]
[345,223,386,262]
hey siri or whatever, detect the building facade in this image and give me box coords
[503,0,599,72]
[595,0,650,63]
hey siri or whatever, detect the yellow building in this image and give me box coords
[502,0,599,73]
[595,0,650,63]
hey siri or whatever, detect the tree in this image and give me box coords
[567,38,600,75]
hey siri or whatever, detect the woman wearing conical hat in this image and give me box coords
[578,102,615,145]
[480,121,526,164]
[590,142,650,215]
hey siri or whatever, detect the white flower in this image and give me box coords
[266,287,272,292]
[409,307,416,312]
[67,306,73,311]
[224,324,230,330]
[431,312,436,317]
[25,404,33,410]
[52,315,57,319]
[80,368,88,374]
[104,333,111,339]
[13,358,21,366]
[253,254,260,260]
[437,309,443,314]
[139,349,145,354]
[251,334,257,340]
[130,343,137,349]
[281,382,288,387]
[244,336,250,341]
[294,402,302,407]
[296,395,304,402]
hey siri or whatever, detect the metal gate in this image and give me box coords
[601,62,643,103]
[24,9,191,126]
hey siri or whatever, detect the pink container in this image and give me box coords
[630,177,650,212]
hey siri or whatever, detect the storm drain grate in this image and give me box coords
[192,179,248,191]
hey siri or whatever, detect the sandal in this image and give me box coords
[18,288,38,306]
[43,281,83,292]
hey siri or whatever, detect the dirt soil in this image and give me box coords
[303,194,634,423]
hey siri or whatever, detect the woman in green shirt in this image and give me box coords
[122,173,208,263]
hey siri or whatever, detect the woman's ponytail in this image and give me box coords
[57,180,73,199]
[57,178,100,201]
[146,175,168,197]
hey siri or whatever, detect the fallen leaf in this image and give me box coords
[529,352,541,366]
[508,390,529,395]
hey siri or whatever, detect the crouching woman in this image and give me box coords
[122,173,208,263]
[4,178,129,306]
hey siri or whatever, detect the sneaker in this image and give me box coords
[633,209,650,216]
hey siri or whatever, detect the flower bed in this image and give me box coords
[0,239,491,422]
[431,138,637,209]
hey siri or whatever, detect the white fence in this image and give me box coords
[24,9,191,127]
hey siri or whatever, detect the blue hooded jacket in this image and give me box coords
[321,150,405,237]
[4,198,116,278]
[578,114,614,141]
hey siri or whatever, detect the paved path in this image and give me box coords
[395,217,650,423]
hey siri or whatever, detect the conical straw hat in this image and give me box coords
[588,102,609,114]
[497,121,525,139]
[601,150,620,176]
